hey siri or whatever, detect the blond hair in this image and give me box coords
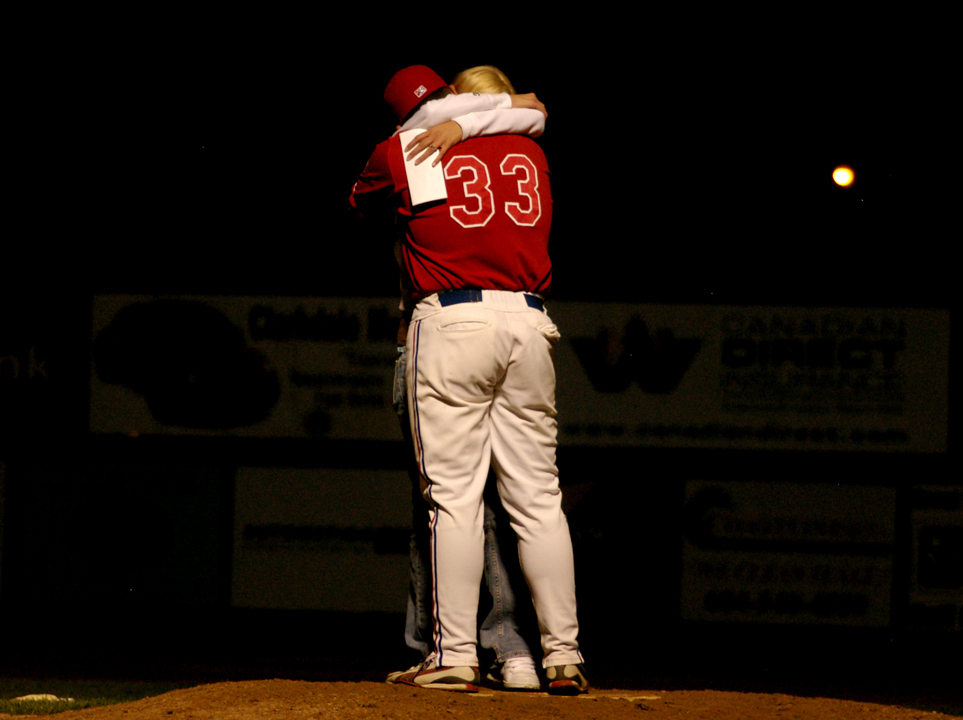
[451,65,516,95]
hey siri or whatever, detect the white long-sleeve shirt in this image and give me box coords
[395,92,544,139]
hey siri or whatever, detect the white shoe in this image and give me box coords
[487,656,540,691]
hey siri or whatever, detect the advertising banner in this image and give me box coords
[681,480,896,627]
[1,295,80,444]
[90,297,949,452]
[908,486,962,632]
[231,466,410,612]
[91,295,401,439]
[551,303,949,452]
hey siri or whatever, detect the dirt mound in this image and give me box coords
[5,679,957,719]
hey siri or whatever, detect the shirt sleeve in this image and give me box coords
[453,107,545,139]
[399,93,511,132]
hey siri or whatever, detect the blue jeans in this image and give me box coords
[395,348,533,664]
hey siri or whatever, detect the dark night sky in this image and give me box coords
[14,23,952,308]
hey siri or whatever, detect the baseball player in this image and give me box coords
[351,65,588,696]
[376,66,548,692]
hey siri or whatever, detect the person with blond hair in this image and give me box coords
[451,64,516,94]
[400,65,544,167]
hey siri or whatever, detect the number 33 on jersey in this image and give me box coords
[445,153,542,228]
[350,133,553,301]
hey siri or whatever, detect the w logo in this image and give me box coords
[569,316,701,394]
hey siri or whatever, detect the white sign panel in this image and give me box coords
[231,467,410,612]
[551,303,949,452]
[681,480,895,627]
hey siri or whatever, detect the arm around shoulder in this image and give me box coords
[455,107,545,140]
[407,93,510,130]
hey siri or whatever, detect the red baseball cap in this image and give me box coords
[384,65,447,123]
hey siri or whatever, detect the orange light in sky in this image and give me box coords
[833,166,855,187]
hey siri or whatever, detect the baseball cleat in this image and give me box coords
[545,664,589,695]
[389,658,480,692]
[386,663,424,684]
[485,656,541,691]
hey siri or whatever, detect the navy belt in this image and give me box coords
[437,289,544,311]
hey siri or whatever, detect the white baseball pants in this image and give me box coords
[407,290,583,669]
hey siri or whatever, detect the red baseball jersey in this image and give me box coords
[351,133,553,301]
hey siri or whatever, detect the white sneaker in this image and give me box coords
[487,656,540,691]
